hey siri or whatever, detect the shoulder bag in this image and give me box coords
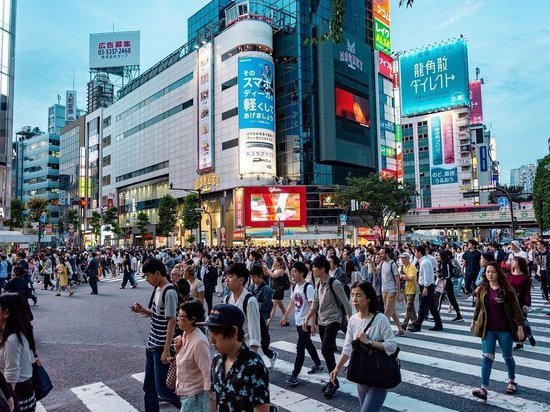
[346,313,402,389]
[166,356,177,391]
[32,357,53,401]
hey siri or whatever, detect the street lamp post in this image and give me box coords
[396,215,401,245]
[170,183,203,248]
[276,206,282,247]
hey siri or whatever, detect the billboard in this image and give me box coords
[469,80,483,125]
[430,113,458,185]
[197,43,214,173]
[374,18,391,54]
[65,90,76,122]
[238,55,276,176]
[399,38,470,116]
[233,186,307,228]
[378,51,393,80]
[89,31,140,69]
[373,0,390,25]
[479,146,488,172]
[335,87,370,126]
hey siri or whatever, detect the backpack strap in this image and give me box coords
[147,284,177,310]
[328,277,345,313]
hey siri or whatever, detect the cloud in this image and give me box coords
[434,0,483,31]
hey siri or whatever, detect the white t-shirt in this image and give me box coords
[291,281,315,326]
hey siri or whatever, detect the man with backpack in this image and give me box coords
[224,263,278,369]
[280,261,323,387]
[305,256,353,399]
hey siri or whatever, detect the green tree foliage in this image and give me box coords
[182,193,200,231]
[333,174,416,244]
[5,199,25,230]
[136,212,150,236]
[90,211,102,245]
[157,194,178,238]
[26,197,50,224]
[534,155,550,233]
[102,207,122,239]
[66,209,80,228]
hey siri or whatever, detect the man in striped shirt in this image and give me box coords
[132,258,181,412]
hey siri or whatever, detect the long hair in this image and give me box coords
[0,294,36,352]
[513,256,529,275]
[350,281,378,314]
[481,262,514,294]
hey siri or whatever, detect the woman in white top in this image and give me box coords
[330,281,397,412]
[0,293,38,411]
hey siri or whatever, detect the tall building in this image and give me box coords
[0,0,16,222]
[93,0,385,246]
[510,164,536,192]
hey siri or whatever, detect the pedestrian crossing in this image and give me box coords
[35,295,550,411]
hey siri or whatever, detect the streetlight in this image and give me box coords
[276,206,282,247]
[396,215,401,245]
[170,183,203,247]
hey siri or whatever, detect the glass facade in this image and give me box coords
[0,0,15,220]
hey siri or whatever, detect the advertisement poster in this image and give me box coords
[374,18,391,54]
[65,90,76,122]
[469,80,483,125]
[335,87,370,126]
[479,146,488,172]
[399,38,470,116]
[430,113,458,185]
[373,0,390,25]
[197,43,213,172]
[89,31,140,69]
[378,51,393,80]
[238,55,276,176]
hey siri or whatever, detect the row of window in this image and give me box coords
[115,161,169,183]
[24,175,60,185]
[115,73,194,122]
[115,99,194,142]
[24,163,59,173]
[221,44,272,62]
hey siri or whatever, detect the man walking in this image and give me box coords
[379,247,405,335]
[199,254,219,313]
[463,240,481,297]
[132,258,181,411]
[305,256,352,399]
[85,252,100,295]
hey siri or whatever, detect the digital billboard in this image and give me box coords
[238,55,276,177]
[469,80,483,125]
[234,186,307,228]
[197,43,214,173]
[89,31,140,69]
[399,38,470,116]
[430,113,458,185]
[335,87,370,126]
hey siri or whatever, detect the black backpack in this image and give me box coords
[327,277,350,333]
[224,293,270,349]
[148,284,177,310]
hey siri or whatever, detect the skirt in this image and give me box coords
[15,378,36,411]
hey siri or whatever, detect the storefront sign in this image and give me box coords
[234,188,245,228]
[194,173,220,190]
[339,39,364,71]
[319,193,337,208]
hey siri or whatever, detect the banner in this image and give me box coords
[430,113,458,185]
[65,90,76,122]
[479,146,488,172]
[469,80,483,125]
[378,51,393,79]
[238,55,276,177]
[373,0,390,25]
[197,43,214,172]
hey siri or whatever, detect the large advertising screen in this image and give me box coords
[238,55,276,177]
[399,38,469,116]
[469,80,483,125]
[430,113,458,185]
[335,87,370,127]
[89,31,140,69]
[197,43,214,173]
[234,186,307,228]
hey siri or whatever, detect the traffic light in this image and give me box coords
[79,198,88,208]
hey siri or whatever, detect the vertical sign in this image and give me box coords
[66,90,76,122]
[238,55,276,177]
[373,0,390,25]
[479,146,488,172]
[197,43,213,173]
[378,51,393,79]
[431,113,458,185]
[373,19,391,54]
[396,125,403,179]
[234,188,245,228]
[469,80,483,125]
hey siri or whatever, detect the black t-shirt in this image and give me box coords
[464,250,482,276]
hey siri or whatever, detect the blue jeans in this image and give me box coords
[180,391,209,412]
[358,384,388,412]
[144,348,181,412]
[481,330,515,387]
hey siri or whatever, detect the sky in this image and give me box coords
[13,0,550,183]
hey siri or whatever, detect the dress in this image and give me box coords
[57,264,69,287]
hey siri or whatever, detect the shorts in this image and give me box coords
[383,292,398,317]
[272,289,284,300]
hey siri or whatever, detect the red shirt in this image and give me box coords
[485,287,511,332]
[507,274,531,308]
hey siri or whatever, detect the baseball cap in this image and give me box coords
[510,240,521,250]
[196,304,244,330]
[400,252,412,260]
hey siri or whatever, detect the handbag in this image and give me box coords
[435,278,446,294]
[346,313,402,389]
[166,357,177,391]
[32,359,53,401]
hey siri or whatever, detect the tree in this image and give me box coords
[534,155,550,233]
[136,211,150,236]
[66,209,80,228]
[102,207,118,231]
[157,194,178,238]
[182,193,200,232]
[307,0,414,45]
[5,199,25,230]
[333,174,416,244]
[26,197,50,226]
[90,211,102,245]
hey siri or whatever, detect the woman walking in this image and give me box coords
[437,250,463,321]
[470,262,524,400]
[263,257,288,326]
[55,256,73,296]
[0,293,38,411]
[509,256,535,350]
[330,281,396,412]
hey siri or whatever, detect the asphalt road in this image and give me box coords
[30,275,550,412]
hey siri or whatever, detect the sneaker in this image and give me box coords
[465,296,473,302]
[429,325,443,331]
[528,335,536,347]
[407,325,421,332]
[513,343,523,351]
[285,375,299,387]
[323,381,339,399]
[320,381,330,393]
[269,351,278,369]
[451,316,464,322]
[307,364,324,374]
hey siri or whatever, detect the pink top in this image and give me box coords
[175,328,212,396]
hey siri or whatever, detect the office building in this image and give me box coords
[510,164,536,193]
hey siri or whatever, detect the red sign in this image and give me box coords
[469,80,483,125]
[392,60,400,88]
[396,151,403,179]
[378,52,393,79]
[107,198,114,208]
[381,168,397,179]
[335,87,370,127]
[233,230,245,240]
[237,186,307,228]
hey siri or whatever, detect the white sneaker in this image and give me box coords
[465,296,473,302]
[269,351,278,369]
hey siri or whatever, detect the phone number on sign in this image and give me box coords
[97,47,132,56]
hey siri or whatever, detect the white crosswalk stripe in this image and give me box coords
[71,382,139,411]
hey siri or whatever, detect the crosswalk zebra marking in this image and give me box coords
[71,382,139,412]
[270,384,344,411]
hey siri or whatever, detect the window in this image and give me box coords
[103,135,111,147]
[115,161,169,183]
[221,107,238,120]
[103,116,111,128]
[221,77,238,91]
[102,175,111,186]
[222,138,238,150]
[103,155,111,166]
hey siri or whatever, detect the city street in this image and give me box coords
[31,275,550,412]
